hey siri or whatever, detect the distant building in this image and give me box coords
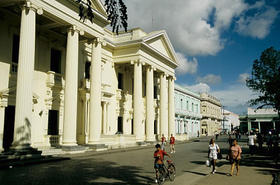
[174,84,201,140]
[200,93,222,136]
[239,108,280,134]
[222,110,240,133]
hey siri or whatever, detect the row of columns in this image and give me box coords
[12,2,104,147]
[132,60,175,142]
[12,1,176,148]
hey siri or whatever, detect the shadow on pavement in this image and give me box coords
[0,158,154,185]
[183,170,208,176]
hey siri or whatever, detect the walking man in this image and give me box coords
[170,134,175,153]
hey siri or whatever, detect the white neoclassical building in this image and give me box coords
[0,0,177,152]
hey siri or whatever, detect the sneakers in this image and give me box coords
[211,170,216,174]
[155,179,158,183]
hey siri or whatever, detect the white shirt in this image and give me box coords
[209,143,219,159]
[248,135,256,145]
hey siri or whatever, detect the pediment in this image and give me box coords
[143,31,177,63]
[89,0,107,17]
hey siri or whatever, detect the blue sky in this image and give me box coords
[123,0,280,115]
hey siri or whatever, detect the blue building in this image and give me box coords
[174,84,202,140]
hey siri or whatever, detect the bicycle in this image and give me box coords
[156,160,176,185]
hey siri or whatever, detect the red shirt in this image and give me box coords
[170,136,175,144]
[154,149,167,164]
[161,136,166,143]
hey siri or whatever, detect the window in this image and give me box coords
[48,110,59,135]
[131,119,134,134]
[180,99,183,110]
[186,100,189,111]
[192,103,194,112]
[117,116,123,134]
[154,120,157,134]
[12,34,19,63]
[154,85,157,99]
[50,48,61,73]
[85,61,91,79]
[118,73,123,90]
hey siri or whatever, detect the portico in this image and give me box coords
[0,0,178,152]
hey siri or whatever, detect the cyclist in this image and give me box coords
[154,143,171,183]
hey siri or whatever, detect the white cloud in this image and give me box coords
[211,84,256,114]
[184,83,211,94]
[176,52,198,75]
[235,6,278,39]
[196,74,222,85]
[124,0,249,56]
[238,73,249,84]
[122,0,278,56]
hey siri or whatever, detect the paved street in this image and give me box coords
[0,136,277,185]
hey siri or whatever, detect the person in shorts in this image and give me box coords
[230,139,242,176]
[169,134,175,153]
[154,144,171,183]
[208,138,220,174]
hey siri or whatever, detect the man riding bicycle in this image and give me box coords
[154,143,171,183]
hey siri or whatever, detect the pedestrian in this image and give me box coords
[197,130,200,138]
[169,134,175,153]
[229,139,242,176]
[215,131,219,140]
[257,132,263,152]
[228,135,233,147]
[161,134,166,151]
[208,138,220,174]
[248,131,256,155]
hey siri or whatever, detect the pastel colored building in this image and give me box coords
[174,84,201,140]
[200,93,222,136]
[222,110,240,133]
[0,0,178,153]
[239,108,280,134]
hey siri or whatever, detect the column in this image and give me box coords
[168,76,175,137]
[160,73,168,136]
[248,120,251,132]
[102,102,108,135]
[133,60,143,141]
[146,66,154,141]
[88,38,102,144]
[258,122,261,133]
[62,26,80,146]
[13,4,36,148]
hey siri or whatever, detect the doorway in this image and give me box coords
[3,106,15,151]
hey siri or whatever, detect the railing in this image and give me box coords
[46,71,64,87]
[49,135,60,146]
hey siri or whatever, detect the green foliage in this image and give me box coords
[246,47,280,115]
[76,0,128,34]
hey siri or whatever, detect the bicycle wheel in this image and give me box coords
[158,167,166,185]
[168,164,176,181]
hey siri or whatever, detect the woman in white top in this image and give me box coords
[208,138,220,174]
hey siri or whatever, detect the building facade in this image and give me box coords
[239,108,280,134]
[174,84,201,140]
[222,110,240,133]
[200,93,222,136]
[0,0,178,152]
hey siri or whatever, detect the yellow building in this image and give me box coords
[200,93,222,136]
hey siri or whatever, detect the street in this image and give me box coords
[0,136,277,185]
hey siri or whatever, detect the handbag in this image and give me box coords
[218,152,223,160]
[206,159,210,167]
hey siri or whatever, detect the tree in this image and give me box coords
[246,47,280,116]
[75,0,128,34]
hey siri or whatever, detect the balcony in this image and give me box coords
[46,71,64,88]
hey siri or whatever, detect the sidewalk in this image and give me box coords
[166,152,280,185]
